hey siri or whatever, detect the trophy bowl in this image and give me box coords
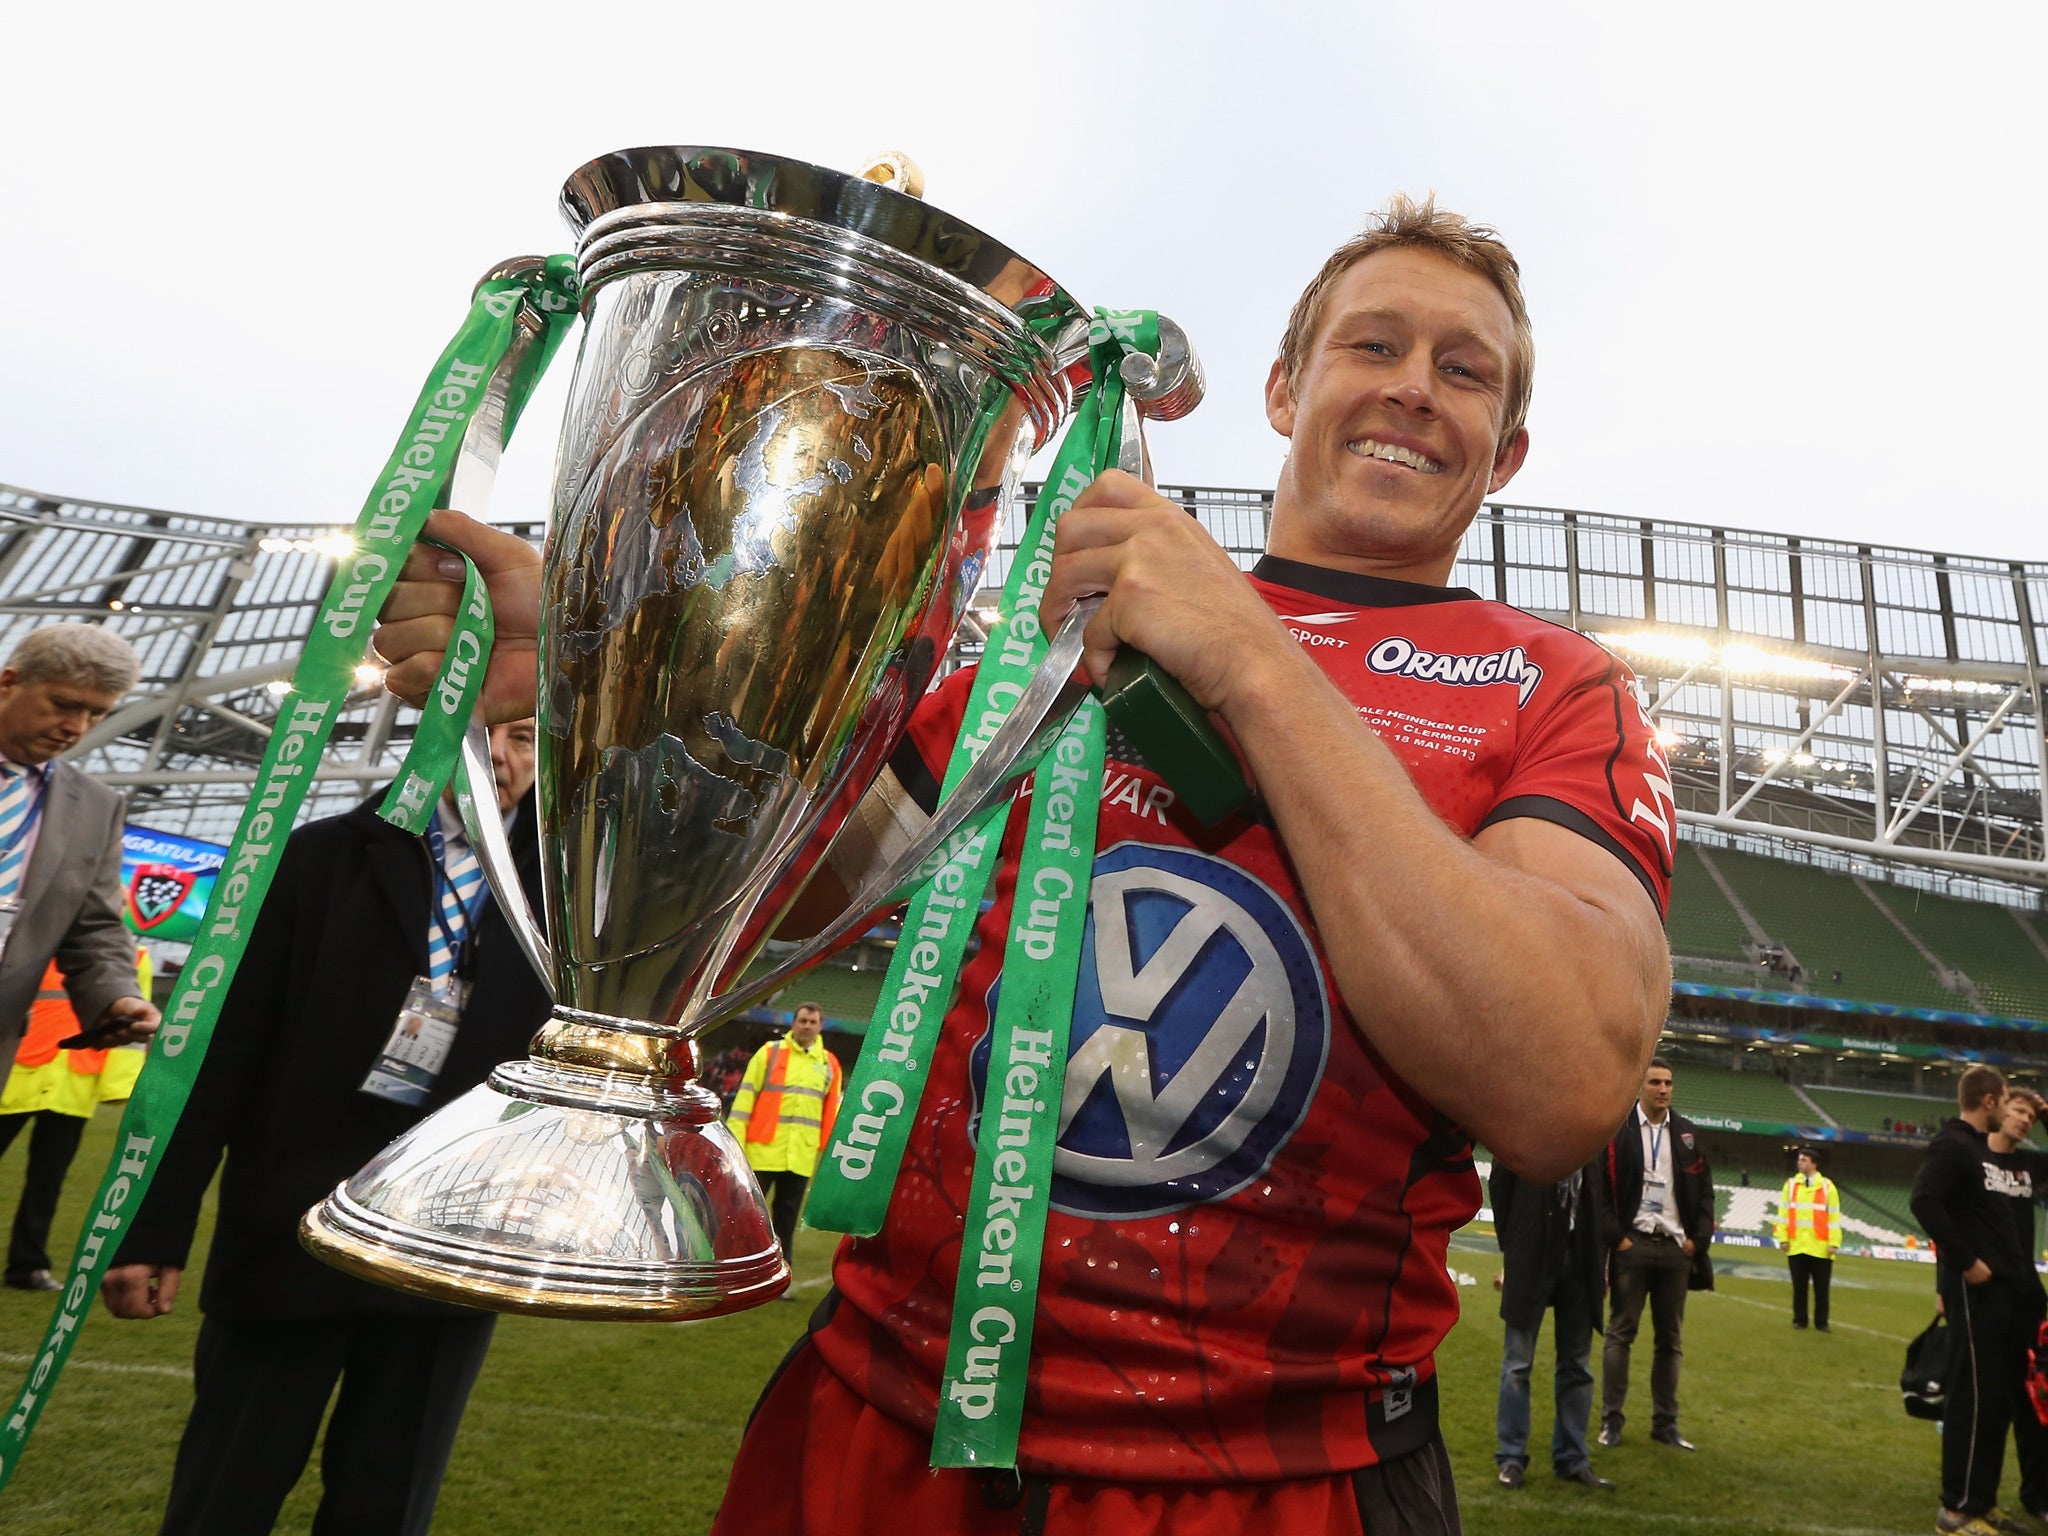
[302,147,1089,1319]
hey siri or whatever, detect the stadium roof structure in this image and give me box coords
[6,477,2048,892]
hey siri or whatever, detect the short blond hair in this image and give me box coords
[1278,193,1535,448]
[5,623,141,695]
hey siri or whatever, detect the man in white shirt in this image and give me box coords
[1596,1057,1715,1450]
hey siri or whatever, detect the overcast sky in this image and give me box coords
[6,2,2043,563]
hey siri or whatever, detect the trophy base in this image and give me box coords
[300,1042,787,1320]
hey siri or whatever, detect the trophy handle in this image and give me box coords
[455,721,556,994]
[434,256,564,999]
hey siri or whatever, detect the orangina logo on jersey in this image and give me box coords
[969,842,1330,1220]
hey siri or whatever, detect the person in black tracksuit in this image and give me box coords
[102,725,552,1536]
[1911,1069,2048,1529]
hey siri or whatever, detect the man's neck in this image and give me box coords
[1991,1131,2017,1153]
[1640,1104,1669,1126]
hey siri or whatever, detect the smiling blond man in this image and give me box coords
[377,195,1674,1536]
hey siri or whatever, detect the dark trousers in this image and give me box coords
[1940,1275,2048,1518]
[1788,1252,1832,1328]
[0,1109,86,1279]
[1601,1233,1690,1435]
[757,1169,810,1263]
[159,1312,496,1536]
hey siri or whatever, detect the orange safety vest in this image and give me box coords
[12,961,109,1075]
[743,1040,842,1150]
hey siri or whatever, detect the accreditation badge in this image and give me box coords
[358,975,466,1107]
[1640,1170,1669,1218]
[0,895,18,961]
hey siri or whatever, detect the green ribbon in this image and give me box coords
[931,694,1105,1467]
[803,310,1159,1471]
[0,258,579,1491]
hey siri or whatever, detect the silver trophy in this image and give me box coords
[299,147,1129,1319]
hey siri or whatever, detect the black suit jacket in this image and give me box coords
[117,793,551,1318]
[1492,1161,1606,1333]
[1596,1106,1717,1292]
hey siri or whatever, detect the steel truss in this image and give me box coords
[6,478,2045,894]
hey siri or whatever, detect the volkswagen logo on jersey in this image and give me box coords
[970,842,1330,1220]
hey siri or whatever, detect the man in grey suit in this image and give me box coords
[0,625,159,1107]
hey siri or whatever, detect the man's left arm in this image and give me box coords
[1045,476,1668,1180]
[54,793,157,1043]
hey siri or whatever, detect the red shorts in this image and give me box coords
[709,1339,1462,1536]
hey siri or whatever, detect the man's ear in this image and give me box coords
[1487,427,1530,496]
[1264,357,1295,439]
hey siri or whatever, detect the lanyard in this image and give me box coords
[1645,1116,1665,1176]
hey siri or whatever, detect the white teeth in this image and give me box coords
[1348,438,1443,474]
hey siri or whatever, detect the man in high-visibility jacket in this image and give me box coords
[0,948,149,1289]
[1773,1146,1841,1330]
[727,1002,843,1273]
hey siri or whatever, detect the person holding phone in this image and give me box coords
[0,624,159,1073]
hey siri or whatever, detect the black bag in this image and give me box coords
[1903,1312,1953,1421]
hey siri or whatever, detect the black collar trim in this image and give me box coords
[1251,555,1479,608]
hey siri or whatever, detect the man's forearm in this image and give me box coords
[1218,641,1666,1179]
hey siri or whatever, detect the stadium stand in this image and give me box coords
[1669,1059,1815,1125]
[1705,846,1958,1010]
[1803,1087,1950,1135]
[767,966,883,1027]
[1667,845,1761,986]
[1668,845,1755,963]
[1871,886,2048,1021]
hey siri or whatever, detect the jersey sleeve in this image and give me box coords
[886,666,977,817]
[1476,647,1673,917]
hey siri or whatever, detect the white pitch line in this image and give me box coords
[1567,1513,1924,1536]
[1708,1287,1910,1344]
[0,1349,187,1380]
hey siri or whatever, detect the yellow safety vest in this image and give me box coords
[726,1034,842,1177]
[1773,1172,1840,1257]
[0,949,150,1117]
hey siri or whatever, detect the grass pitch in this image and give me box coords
[0,1111,2004,1533]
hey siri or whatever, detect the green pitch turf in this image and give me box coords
[0,1110,2012,1533]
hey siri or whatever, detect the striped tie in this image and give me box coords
[0,764,32,902]
[425,822,486,983]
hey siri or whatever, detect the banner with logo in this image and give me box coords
[118,828,228,941]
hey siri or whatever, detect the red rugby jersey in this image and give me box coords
[812,555,1673,1482]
